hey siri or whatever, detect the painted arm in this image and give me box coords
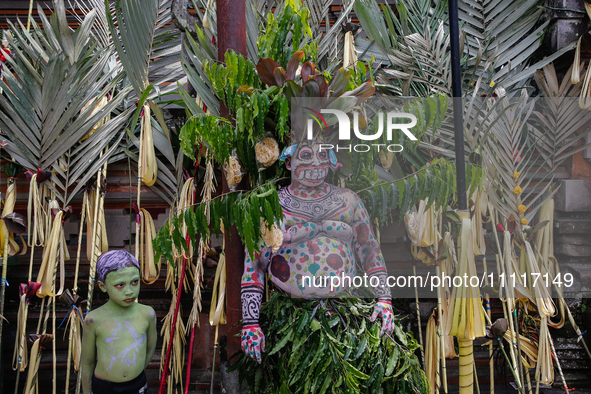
[80,314,97,394]
[241,244,269,364]
[351,194,395,336]
[145,307,157,369]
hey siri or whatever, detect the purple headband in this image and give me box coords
[96,250,140,283]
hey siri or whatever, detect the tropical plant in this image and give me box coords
[0,2,132,207]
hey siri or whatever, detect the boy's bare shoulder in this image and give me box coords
[83,308,102,332]
[136,302,156,320]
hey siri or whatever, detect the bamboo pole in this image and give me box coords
[458,339,475,393]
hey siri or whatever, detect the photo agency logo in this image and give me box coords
[303,106,418,153]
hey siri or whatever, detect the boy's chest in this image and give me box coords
[95,318,149,350]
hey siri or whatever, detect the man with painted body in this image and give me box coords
[81,250,157,394]
[241,140,395,363]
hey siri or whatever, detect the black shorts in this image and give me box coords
[92,371,148,394]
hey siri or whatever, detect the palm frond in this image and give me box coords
[70,0,114,48]
[181,28,219,116]
[483,92,553,221]
[532,63,591,170]
[0,0,134,207]
[107,0,183,99]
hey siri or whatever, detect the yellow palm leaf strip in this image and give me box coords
[23,335,53,394]
[2,181,27,375]
[524,241,555,317]
[0,228,9,353]
[419,200,438,248]
[343,31,358,69]
[64,306,83,394]
[435,216,449,393]
[139,208,159,284]
[42,187,54,245]
[503,329,538,369]
[572,37,582,84]
[87,157,107,312]
[12,292,29,371]
[579,61,591,109]
[74,191,87,296]
[209,240,226,327]
[35,211,65,298]
[27,174,45,246]
[490,206,523,380]
[85,189,96,263]
[503,230,528,388]
[425,313,438,394]
[446,215,486,340]
[471,187,487,256]
[2,180,16,216]
[535,317,554,389]
[535,198,554,265]
[139,104,157,187]
[404,199,427,245]
[446,214,486,394]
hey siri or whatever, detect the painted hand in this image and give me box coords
[370,300,395,336]
[241,324,265,364]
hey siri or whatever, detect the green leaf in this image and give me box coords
[311,318,321,332]
[394,324,407,347]
[385,346,399,376]
[400,179,412,214]
[389,184,399,210]
[353,336,367,360]
[342,359,370,380]
[268,329,293,356]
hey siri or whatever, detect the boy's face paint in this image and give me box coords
[100,267,141,308]
[286,142,330,187]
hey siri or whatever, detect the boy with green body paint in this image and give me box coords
[81,250,157,394]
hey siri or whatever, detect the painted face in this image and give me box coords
[100,266,141,308]
[287,142,330,187]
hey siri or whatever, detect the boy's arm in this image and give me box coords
[80,314,97,394]
[145,307,157,369]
